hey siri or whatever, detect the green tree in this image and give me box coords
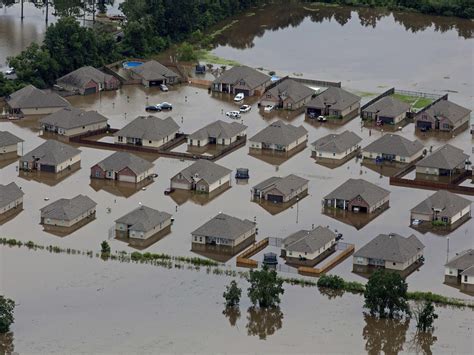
[100,240,111,255]
[364,270,410,319]
[0,74,25,97]
[176,42,197,62]
[0,296,15,334]
[223,280,242,307]
[413,301,438,332]
[247,265,284,308]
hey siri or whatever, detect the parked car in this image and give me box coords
[240,104,252,113]
[5,67,15,75]
[263,105,274,113]
[234,93,245,102]
[164,187,175,195]
[226,111,241,119]
[158,102,173,110]
[412,219,422,226]
[160,84,169,92]
[146,105,161,112]
[317,115,327,122]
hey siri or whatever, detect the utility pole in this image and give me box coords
[92,0,96,24]
[45,1,49,24]
[21,0,24,20]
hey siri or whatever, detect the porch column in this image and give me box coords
[343,200,346,210]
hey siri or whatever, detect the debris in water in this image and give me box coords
[44,197,49,201]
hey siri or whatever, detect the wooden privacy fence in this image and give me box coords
[236,238,269,268]
[298,243,355,276]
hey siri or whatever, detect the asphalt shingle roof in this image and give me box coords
[445,249,474,270]
[21,140,81,166]
[115,206,172,233]
[40,194,96,221]
[189,120,247,140]
[0,131,23,147]
[362,96,410,118]
[253,174,309,196]
[213,65,270,89]
[176,159,231,185]
[191,213,255,240]
[6,85,70,109]
[283,226,337,254]
[265,79,314,103]
[411,190,471,219]
[0,182,24,209]
[114,116,179,141]
[250,120,307,146]
[130,60,178,81]
[324,178,390,206]
[363,134,424,157]
[56,66,115,89]
[416,144,469,170]
[312,130,362,154]
[40,107,108,130]
[307,87,360,111]
[424,99,471,125]
[95,151,153,175]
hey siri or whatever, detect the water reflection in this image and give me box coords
[407,331,438,355]
[222,306,241,327]
[318,287,344,300]
[246,306,283,340]
[362,314,409,355]
[0,332,14,354]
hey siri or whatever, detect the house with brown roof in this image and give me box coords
[187,120,246,147]
[19,140,81,173]
[252,174,309,203]
[56,66,120,95]
[6,85,70,116]
[0,182,24,216]
[115,205,172,241]
[91,152,154,184]
[0,131,23,155]
[40,194,96,229]
[445,249,474,292]
[249,120,308,152]
[129,60,179,87]
[362,134,424,163]
[212,65,271,97]
[415,144,469,176]
[311,130,362,160]
[361,96,410,124]
[306,87,361,119]
[259,78,314,110]
[40,107,108,137]
[415,99,471,132]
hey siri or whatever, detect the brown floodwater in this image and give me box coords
[1,2,473,353]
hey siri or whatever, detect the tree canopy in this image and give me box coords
[0,296,15,334]
[247,266,284,308]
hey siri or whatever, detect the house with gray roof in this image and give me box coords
[252,174,309,203]
[410,190,471,227]
[362,134,424,163]
[114,115,180,148]
[91,151,154,184]
[187,120,247,147]
[361,96,410,124]
[282,226,337,266]
[20,140,81,173]
[0,131,23,155]
[306,87,361,119]
[40,194,96,228]
[129,60,179,87]
[0,182,24,216]
[249,120,308,152]
[259,78,314,110]
[56,66,120,95]
[6,85,70,116]
[191,213,256,248]
[415,99,471,132]
[353,233,424,273]
[445,249,474,292]
[212,65,271,97]
[40,107,108,137]
[415,144,469,176]
[323,178,390,214]
[312,130,362,160]
[115,205,173,240]
[170,159,232,194]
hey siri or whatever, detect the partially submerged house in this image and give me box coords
[252,174,309,203]
[0,182,24,216]
[311,130,362,160]
[212,65,271,97]
[362,134,424,163]
[281,226,337,266]
[129,60,179,87]
[56,66,120,95]
[361,96,410,124]
[306,87,361,119]
[114,116,180,148]
[415,99,471,132]
[415,144,469,176]
[91,151,154,183]
[6,85,70,116]
[115,205,172,240]
[259,78,314,110]
[353,233,424,274]
[191,213,256,248]
[410,190,471,226]
[170,159,231,193]
[20,140,81,173]
[40,107,108,137]
[249,120,308,152]
[323,179,390,214]
[0,131,23,155]
[40,194,96,228]
[445,249,474,292]
[187,120,247,147]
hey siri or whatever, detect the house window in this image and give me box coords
[333,153,336,157]
[393,262,396,266]
[149,140,152,144]
[464,275,468,282]
[95,171,100,177]
[199,237,202,242]
[118,136,123,142]
[318,152,322,157]
[443,123,450,129]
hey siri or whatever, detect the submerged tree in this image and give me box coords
[223,280,241,307]
[247,265,284,308]
[0,296,15,334]
[246,306,283,340]
[413,301,438,332]
[100,240,111,256]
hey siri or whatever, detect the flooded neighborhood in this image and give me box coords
[0,1,473,353]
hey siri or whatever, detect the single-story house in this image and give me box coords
[445,249,474,292]
[353,233,424,273]
[311,130,362,160]
[249,120,308,152]
[259,78,314,110]
[252,174,309,203]
[187,120,247,147]
[191,213,256,248]
[415,144,469,176]
[415,99,471,132]
[91,151,154,183]
[170,159,232,194]
[6,85,70,116]
[115,205,172,240]
[0,182,24,216]
[362,134,424,163]
[40,194,96,228]
[129,60,179,87]
[56,66,120,95]
[306,87,361,119]
[114,116,180,148]
[212,65,271,97]
[0,131,23,155]
[323,178,390,214]
[410,190,471,226]
[19,140,81,173]
[39,107,108,137]
[282,226,337,266]
[361,96,410,124]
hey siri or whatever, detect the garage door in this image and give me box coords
[171,182,191,190]
[417,120,432,130]
[352,205,367,213]
[84,87,97,95]
[234,89,249,96]
[40,164,56,173]
[149,80,163,86]
[379,116,394,124]
[118,174,137,183]
[307,107,321,116]
[267,194,283,203]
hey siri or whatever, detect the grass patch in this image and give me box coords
[392,93,433,110]
[209,20,239,39]
[196,49,240,66]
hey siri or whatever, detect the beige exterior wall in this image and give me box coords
[462,274,474,285]
[353,250,423,271]
[21,107,65,116]
[207,174,231,193]
[187,137,210,147]
[55,154,81,173]
[368,195,390,213]
[42,207,95,227]
[61,122,107,137]
[313,144,358,160]
[250,133,307,151]
[0,197,23,214]
[114,130,178,148]
[362,149,423,163]
[451,205,471,224]
[285,238,336,260]
[129,218,172,240]
[1,143,18,154]
[445,266,460,277]
[192,226,256,247]
[416,166,440,176]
